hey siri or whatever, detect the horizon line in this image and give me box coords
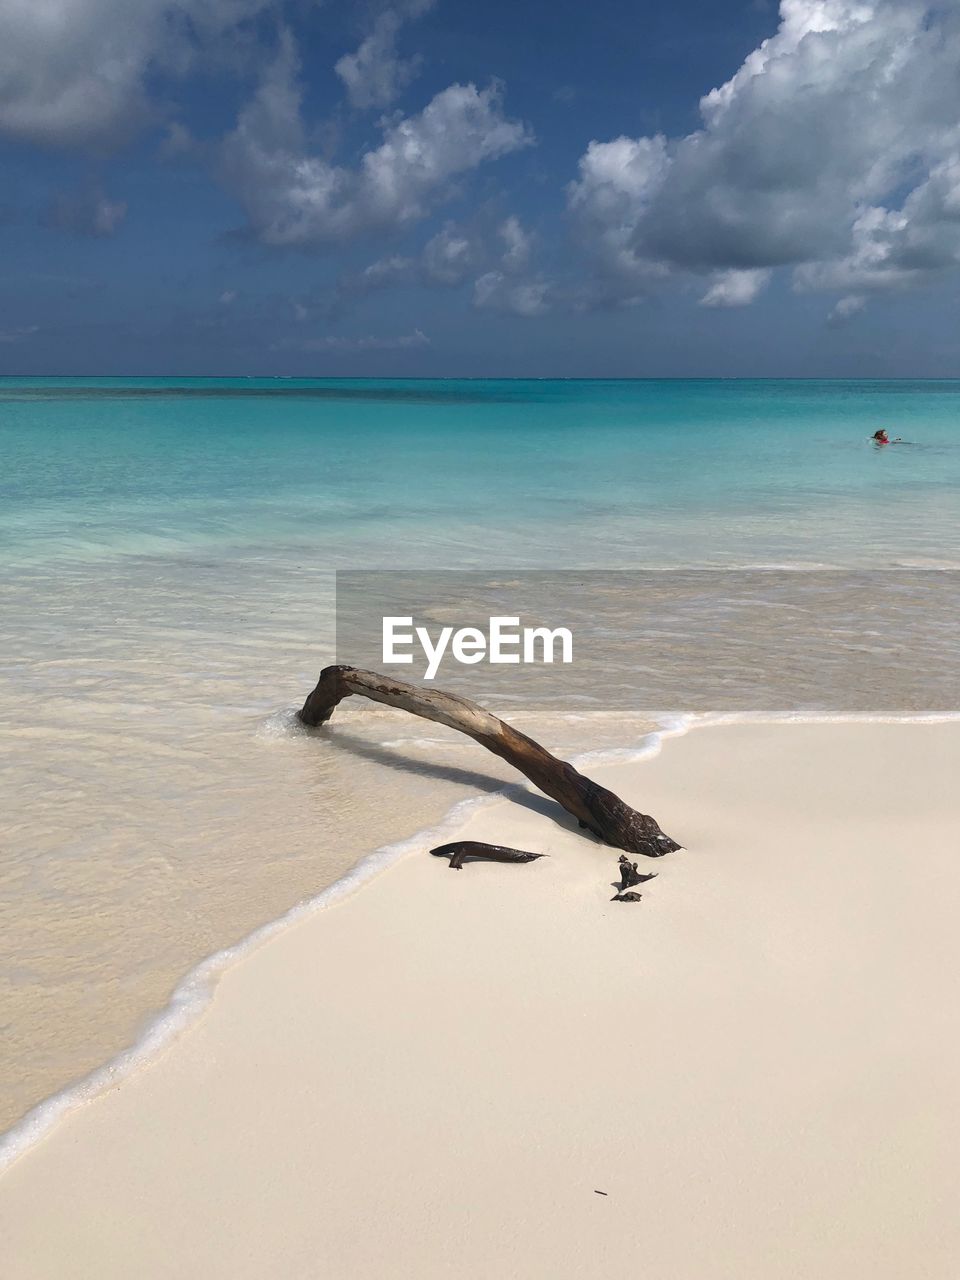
[3,374,960,383]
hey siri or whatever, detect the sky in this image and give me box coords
[2,0,960,377]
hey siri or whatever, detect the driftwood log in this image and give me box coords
[299,666,679,858]
[430,841,545,870]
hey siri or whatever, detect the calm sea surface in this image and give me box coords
[2,377,959,1135]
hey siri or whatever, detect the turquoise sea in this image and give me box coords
[2,377,959,1146]
[4,377,960,568]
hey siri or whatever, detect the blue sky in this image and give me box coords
[2,0,960,376]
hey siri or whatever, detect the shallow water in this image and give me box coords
[2,378,959,1132]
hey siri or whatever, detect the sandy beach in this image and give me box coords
[6,0,960,1273]
[2,719,959,1279]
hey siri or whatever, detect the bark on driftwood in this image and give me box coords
[298,666,680,858]
[430,841,545,870]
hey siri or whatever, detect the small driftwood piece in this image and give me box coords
[299,666,679,859]
[430,841,544,870]
[618,854,658,891]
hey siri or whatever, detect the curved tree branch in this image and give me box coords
[299,665,680,858]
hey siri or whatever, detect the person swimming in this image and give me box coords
[872,429,902,445]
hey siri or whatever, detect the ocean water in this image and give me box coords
[2,377,959,1139]
[5,377,960,569]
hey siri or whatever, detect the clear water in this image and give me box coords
[4,377,960,569]
[2,377,959,1134]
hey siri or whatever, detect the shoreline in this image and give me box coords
[0,707,678,1172]
[3,717,958,1277]
[3,709,959,1175]
[1,721,957,1259]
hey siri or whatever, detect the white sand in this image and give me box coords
[3,721,960,1279]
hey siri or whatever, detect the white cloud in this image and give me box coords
[472,272,549,317]
[566,135,671,303]
[222,38,532,247]
[335,2,437,110]
[356,254,418,289]
[498,214,533,270]
[793,205,920,294]
[471,214,550,316]
[567,1,960,305]
[0,0,271,149]
[700,268,772,308]
[420,223,476,283]
[828,294,867,324]
[347,220,502,298]
[331,213,546,317]
[329,223,477,316]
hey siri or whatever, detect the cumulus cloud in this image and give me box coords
[352,254,418,291]
[0,0,271,149]
[328,222,477,318]
[700,268,772,308]
[221,37,532,247]
[421,222,477,284]
[330,212,547,317]
[828,294,867,324]
[335,1,436,110]
[471,215,551,316]
[472,272,549,317]
[42,186,127,236]
[568,1,960,305]
[497,214,533,270]
[566,135,671,305]
[344,220,501,297]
